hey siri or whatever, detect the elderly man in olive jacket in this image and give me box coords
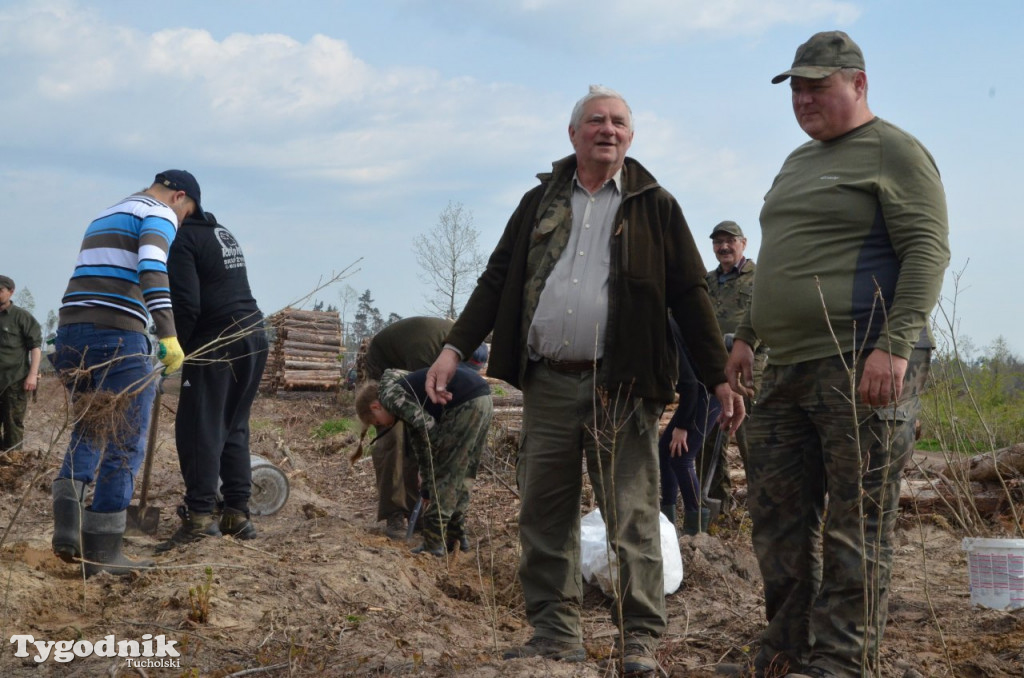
[426,85,742,675]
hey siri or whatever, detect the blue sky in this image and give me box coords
[1,0,1020,356]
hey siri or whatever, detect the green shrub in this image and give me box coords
[919,332,1024,454]
[313,418,358,439]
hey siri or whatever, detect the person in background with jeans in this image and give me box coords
[659,319,720,535]
[51,169,200,577]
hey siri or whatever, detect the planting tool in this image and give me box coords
[126,387,163,536]
[699,331,736,528]
[406,497,426,540]
[700,427,726,527]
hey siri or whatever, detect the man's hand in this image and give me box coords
[24,373,38,391]
[424,347,459,405]
[725,339,755,398]
[668,427,688,457]
[157,336,185,376]
[859,348,907,408]
[714,382,746,433]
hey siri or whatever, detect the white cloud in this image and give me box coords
[0,0,568,190]
[414,0,861,44]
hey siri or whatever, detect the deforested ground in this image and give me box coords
[0,377,1020,677]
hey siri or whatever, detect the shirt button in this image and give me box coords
[584,223,590,229]
[578,251,584,256]
[563,340,570,346]
[567,309,573,315]
[572,278,579,284]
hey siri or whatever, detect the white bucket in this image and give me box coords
[961,537,1024,611]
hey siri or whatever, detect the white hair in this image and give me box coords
[569,84,633,131]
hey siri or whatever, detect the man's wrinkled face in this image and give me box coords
[0,287,13,309]
[569,97,634,172]
[790,71,864,141]
[712,234,747,272]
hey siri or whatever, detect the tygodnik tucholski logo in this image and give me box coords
[10,633,181,667]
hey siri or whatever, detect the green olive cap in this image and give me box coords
[710,221,744,239]
[772,30,865,84]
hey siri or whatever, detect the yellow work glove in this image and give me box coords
[157,336,185,375]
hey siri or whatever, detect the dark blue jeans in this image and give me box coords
[659,390,720,512]
[54,323,156,512]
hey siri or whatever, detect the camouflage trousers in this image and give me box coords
[746,348,930,677]
[518,361,666,643]
[0,381,29,453]
[370,421,420,521]
[416,395,493,549]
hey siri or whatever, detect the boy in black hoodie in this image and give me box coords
[160,211,268,549]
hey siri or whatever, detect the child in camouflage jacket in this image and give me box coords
[355,365,493,555]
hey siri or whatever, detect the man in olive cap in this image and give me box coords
[723,31,950,677]
[50,170,202,577]
[0,275,42,455]
[696,221,763,522]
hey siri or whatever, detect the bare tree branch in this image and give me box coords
[413,201,485,319]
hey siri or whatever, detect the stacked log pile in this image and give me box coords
[900,443,1024,518]
[261,308,343,393]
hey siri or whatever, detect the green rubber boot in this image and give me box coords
[52,478,87,563]
[81,510,155,577]
[682,510,701,536]
[684,507,713,535]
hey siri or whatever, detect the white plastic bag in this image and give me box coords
[580,508,683,597]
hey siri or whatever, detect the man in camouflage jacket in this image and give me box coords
[701,221,765,512]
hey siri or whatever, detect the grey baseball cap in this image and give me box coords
[772,31,865,84]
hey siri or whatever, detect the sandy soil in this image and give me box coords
[0,377,1021,677]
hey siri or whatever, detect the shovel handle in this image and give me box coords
[701,427,727,502]
[138,388,162,508]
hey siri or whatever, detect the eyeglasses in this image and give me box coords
[713,237,739,246]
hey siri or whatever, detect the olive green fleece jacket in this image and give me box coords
[445,155,728,405]
[736,118,950,364]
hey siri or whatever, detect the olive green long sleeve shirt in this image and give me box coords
[736,118,950,364]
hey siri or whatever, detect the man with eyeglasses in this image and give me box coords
[701,220,764,517]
